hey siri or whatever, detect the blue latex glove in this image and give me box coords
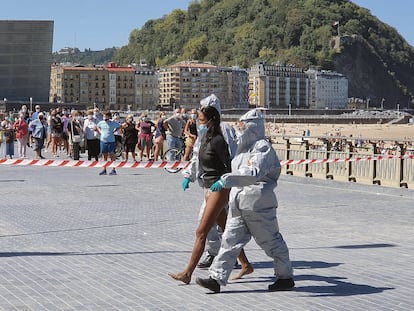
[182,178,190,191]
[210,179,224,192]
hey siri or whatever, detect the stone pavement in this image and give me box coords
[0,146,413,310]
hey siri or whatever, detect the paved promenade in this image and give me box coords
[0,148,413,310]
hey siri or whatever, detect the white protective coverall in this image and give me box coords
[208,109,293,285]
[181,94,236,256]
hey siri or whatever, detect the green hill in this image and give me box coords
[113,0,414,108]
[52,47,118,66]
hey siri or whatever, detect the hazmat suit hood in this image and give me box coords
[236,109,265,154]
[200,94,221,114]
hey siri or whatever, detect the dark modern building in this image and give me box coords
[0,20,53,103]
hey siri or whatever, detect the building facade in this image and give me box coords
[306,69,348,109]
[248,62,310,109]
[158,61,249,110]
[134,65,159,111]
[0,20,53,103]
[50,63,151,111]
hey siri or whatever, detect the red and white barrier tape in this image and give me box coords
[280,154,414,166]
[0,154,413,169]
[0,158,191,169]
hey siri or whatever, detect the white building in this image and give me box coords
[134,65,159,111]
[248,62,310,109]
[306,69,348,109]
[158,61,249,109]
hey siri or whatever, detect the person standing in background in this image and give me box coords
[13,112,29,158]
[183,108,198,161]
[164,108,185,161]
[153,112,167,161]
[96,111,121,175]
[121,114,139,162]
[28,113,47,159]
[137,112,155,161]
[83,109,100,161]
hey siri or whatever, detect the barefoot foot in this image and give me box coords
[168,271,191,284]
[231,264,254,280]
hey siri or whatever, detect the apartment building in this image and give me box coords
[158,61,249,109]
[306,69,348,109]
[50,63,135,111]
[134,64,159,111]
[248,62,309,109]
[106,63,135,111]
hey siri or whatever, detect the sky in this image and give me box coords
[0,0,412,52]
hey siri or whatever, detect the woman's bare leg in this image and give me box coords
[168,189,230,284]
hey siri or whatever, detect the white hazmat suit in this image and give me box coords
[207,109,294,287]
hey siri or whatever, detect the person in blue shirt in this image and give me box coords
[28,112,48,159]
[96,111,121,175]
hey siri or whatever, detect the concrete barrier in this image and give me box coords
[273,137,414,189]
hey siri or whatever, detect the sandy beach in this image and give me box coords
[266,122,414,141]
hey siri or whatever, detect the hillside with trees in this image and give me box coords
[52,47,118,66]
[112,0,414,109]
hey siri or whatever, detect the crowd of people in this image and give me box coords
[0,105,199,173]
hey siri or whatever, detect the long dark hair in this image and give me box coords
[200,106,222,143]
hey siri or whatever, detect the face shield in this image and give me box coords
[236,109,266,153]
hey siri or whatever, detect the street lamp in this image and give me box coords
[29,97,33,112]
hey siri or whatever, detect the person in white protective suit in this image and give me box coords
[182,94,241,270]
[195,108,294,293]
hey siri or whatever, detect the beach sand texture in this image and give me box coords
[266,122,414,141]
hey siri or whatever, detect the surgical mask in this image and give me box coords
[198,124,208,136]
[191,113,197,119]
[175,113,181,118]
[88,115,93,120]
[77,116,82,121]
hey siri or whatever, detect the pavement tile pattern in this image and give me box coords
[0,147,412,310]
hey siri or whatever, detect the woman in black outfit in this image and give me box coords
[121,115,139,161]
[168,106,253,285]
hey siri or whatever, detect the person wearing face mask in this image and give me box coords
[83,109,100,161]
[153,112,167,161]
[164,108,185,161]
[195,109,294,294]
[67,110,83,160]
[137,112,155,161]
[182,94,239,271]
[93,107,103,122]
[182,108,198,161]
[121,114,139,161]
[168,105,253,286]
[49,109,63,157]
